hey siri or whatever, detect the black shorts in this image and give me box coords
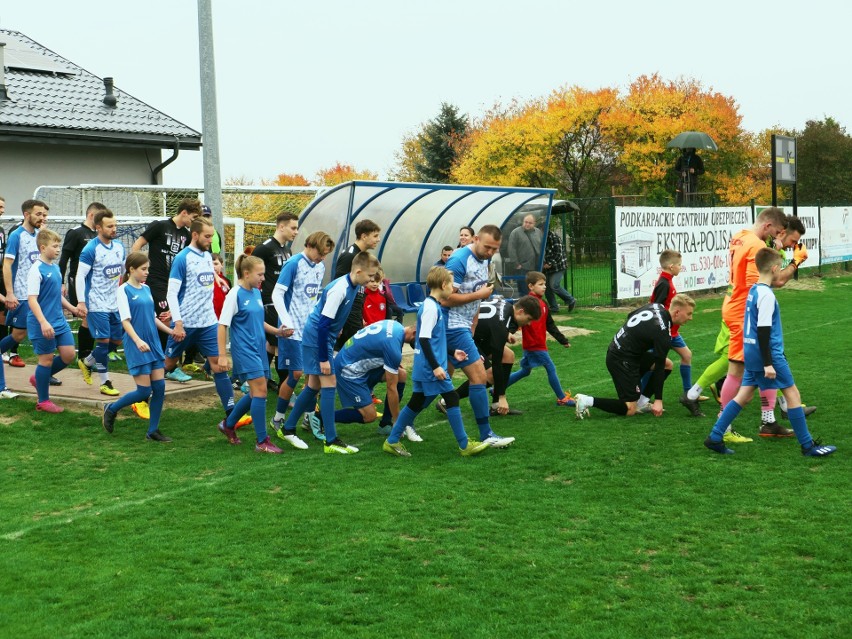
[264,304,278,348]
[605,350,656,403]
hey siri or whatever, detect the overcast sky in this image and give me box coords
[3,0,849,187]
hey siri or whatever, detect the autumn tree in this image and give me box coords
[269,171,311,186]
[315,162,378,186]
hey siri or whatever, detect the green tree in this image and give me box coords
[393,103,468,183]
[795,117,852,205]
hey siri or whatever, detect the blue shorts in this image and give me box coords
[234,369,270,384]
[302,341,335,376]
[519,350,555,369]
[336,368,386,408]
[31,328,75,355]
[446,328,481,368]
[413,378,454,396]
[742,361,795,391]
[165,324,219,360]
[277,338,303,371]
[128,361,165,377]
[5,300,29,329]
[88,311,124,341]
[670,335,687,349]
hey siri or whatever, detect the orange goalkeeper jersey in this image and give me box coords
[721,229,764,325]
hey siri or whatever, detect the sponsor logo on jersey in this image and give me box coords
[305,283,319,298]
[197,271,215,287]
[28,250,40,263]
[103,264,123,279]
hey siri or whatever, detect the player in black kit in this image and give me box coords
[574,294,696,419]
[440,296,540,416]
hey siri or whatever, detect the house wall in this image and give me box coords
[0,142,161,216]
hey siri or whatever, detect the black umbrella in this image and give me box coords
[667,131,718,151]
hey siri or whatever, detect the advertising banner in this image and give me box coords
[819,206,852,265]
[615,206,752,300]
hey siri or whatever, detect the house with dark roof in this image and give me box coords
[0,29,201,212]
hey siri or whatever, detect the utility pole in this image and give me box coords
[198,0,224,257]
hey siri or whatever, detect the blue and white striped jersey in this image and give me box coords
[271,252,324,340]
[444,246,490,330]
[302,275,358,350]
[412,296,446,383]
[27,259,69,335]
[117,282,164,368]
[744,283,786,372]
[334,319,404,380]
[5,225,39,299]
[167,246,217,328]
[219,285,266,375]
[77,238,125,312]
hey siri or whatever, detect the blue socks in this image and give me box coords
[469,383,491,439]
[149,379,165,435]
[276,397,289,414]
[709,400,744,441]
[320,387,337,443]
[0,334,17,354]
[679,364,692,392]
[35,364,51,402]
[284,386,318,431]
[388,405,418,444]
[212,371,235,414]
[447,406,468,448]
[109,385,152,414]
[786,406,813,448]
[50,355,68,376]
[251,396,268,443]
[227,393,252,428]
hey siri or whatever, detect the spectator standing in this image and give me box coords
[506,214,542,295]
[542,227,576,312]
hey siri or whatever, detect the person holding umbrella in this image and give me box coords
[675,148,704,205]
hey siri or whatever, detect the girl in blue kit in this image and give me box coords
[26,229,84,413]
[217,254,290,454]
[103,252,175,441]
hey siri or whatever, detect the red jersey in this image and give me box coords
[650,271,680,337]
[521,293,570,351]
[213,274,231,318]
[362,287,389,325]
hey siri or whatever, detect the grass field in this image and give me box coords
[2,275,850,639]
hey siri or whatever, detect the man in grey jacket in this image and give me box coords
[506,214,542,295]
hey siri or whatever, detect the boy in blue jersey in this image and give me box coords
[332,319,415,439]
[270,231,335,439]
[163,216,235,419]
[442,224,515,448]
[704,248,835,457]
[25,229,84,412]
[279,251,380,455]
[217,255,290,453]
[383,266,490,458]
[1,200,48,374]
[104,252,175,440]
[75,210,125,396]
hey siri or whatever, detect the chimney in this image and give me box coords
[0,42,10,101]
[102,76,117,107]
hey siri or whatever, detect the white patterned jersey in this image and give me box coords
[444,246,490,330]
[167,246,217,328]
[5,225,40,299]
[76,238,125,312]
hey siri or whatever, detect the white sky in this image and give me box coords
[3,0,849,187]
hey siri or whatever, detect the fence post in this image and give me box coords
[609,196,617,306]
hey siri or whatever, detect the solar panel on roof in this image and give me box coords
[1,34,74,75]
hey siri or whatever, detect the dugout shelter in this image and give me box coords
[296,181,557,290]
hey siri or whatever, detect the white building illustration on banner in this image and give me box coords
[618,230,655,277]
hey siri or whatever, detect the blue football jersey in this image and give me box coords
[219,285,266,375]
[168,247,217,328]
[27,260,70,336]
[334,319,405,380]
[744,283,786,372]
[301,275,358,350]
[77,238,125,312]
[117,282,164,369]
[5,225,40,299]
[271,252,324,340]
[412,296,446,382]
[444,246,490,330]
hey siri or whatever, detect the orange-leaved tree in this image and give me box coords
[315,162,378,186]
